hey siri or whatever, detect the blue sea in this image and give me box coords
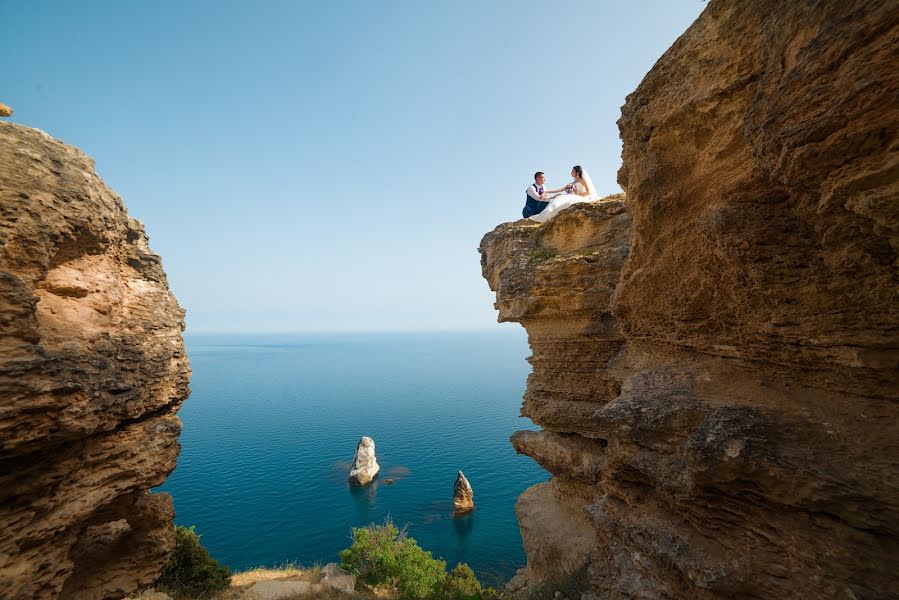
[155,330,548,585]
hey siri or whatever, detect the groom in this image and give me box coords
[522,171,549,218]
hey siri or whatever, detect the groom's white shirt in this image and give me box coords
[526,183,545,201]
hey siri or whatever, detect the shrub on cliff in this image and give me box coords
[339,519,447,598]
[441,563,497,600]
[154,525,231,596]
[339,520,496,600]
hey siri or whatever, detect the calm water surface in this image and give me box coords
[155,330,547,585]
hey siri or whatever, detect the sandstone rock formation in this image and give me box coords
[348,436,379,485]
[453,470,474,512]
[0,122,190,599]
[0,103,13,117]
[480,1,898,598]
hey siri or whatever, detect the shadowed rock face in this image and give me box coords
[0,122,190,599]
[480,1,898,598]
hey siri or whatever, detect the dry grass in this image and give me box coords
[229,562,320,587]
[259,588,356,600]
[128,565,397,600]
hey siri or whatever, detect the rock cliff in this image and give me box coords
[480,1,898,598]
[0,122,190,599]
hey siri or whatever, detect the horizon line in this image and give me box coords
[183,326,519,335]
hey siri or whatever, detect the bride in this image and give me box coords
[529,165,598,223]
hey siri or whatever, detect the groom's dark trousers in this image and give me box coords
[523,198,549,218]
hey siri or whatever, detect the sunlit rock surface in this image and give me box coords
[453,470,474,512]
[0,122,190,599]
[348,436,380,486]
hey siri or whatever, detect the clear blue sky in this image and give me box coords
[2,1,704,332]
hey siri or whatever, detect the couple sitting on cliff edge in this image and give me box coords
[523,165,598,223]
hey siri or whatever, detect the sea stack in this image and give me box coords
[453,470,474,512]
[348,436,380,486]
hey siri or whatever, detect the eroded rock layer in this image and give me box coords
[0,122,190,599]
[480,1,898,598]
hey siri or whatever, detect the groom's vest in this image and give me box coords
[523,184,549,218]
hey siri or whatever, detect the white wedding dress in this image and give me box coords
[528,174,599,223]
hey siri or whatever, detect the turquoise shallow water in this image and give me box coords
[155,330,548,585]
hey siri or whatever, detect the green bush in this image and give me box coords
[339,519,446,599]
[529,248,557,264]
[154,525,231,596]
[339,520,497,600]
[442,563,492,600]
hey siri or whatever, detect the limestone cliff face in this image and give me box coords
[480,1,898,598]
[0,122,190,599]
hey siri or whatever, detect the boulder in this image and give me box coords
[453,470,474,512]
[320,562,355,594]
[348,436,379,485]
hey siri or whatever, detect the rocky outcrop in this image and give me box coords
[348,436,379,485]
[453,470,474,512]
[0,122,190,599]
[480,1,899,598]
[0,103,13,117]
[320,562,356,594]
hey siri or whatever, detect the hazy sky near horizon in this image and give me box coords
[3,1,704,332]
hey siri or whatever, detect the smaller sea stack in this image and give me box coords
[453,470,474,512]
[348,436,380,486]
